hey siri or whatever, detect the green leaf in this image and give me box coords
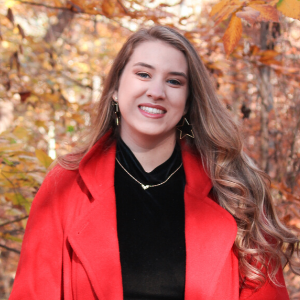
[4,234,23,243]
[67,125,74,132]
[2,157,14,166]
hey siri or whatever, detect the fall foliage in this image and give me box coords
[1,0,300,298]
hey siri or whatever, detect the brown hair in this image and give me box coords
[58,25,299,289]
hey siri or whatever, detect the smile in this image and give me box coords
[139,106,166,114]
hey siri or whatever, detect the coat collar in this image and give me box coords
[68,133,237,300]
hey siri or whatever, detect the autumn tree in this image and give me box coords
[0,0,300,298]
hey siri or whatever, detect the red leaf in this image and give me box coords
[236,7,260,25]
[19,91,31,103]
[6,8,14,25]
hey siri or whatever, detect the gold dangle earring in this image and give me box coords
[176,117,194,139]
[112,95,120,126]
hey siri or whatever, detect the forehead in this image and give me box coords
[127,40,188,72]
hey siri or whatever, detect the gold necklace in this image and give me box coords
[115,157,183,190]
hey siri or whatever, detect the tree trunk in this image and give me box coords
[44,10,74,43]
[258,22,273,172]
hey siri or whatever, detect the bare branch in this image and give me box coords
[61,73,92,90]
[0,243,21,254]
[116,0,129,14]
[15,1,71,11]
[0,216,29,228]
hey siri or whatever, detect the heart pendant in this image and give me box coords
[141,184,150,190]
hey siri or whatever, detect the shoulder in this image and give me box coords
[32,164,84,214]
[42,164,79,190]
[35,164,81,203]
[29,164,94,230]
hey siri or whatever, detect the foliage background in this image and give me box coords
[0,0,299,298]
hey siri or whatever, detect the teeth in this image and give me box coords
[140,106,165,114]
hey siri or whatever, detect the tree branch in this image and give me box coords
[0,216,29,228]
[0,243,20,254]
[61,73,92,90]
[116,0,129,14]
[15,1,71,11]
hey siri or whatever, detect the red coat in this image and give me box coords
[9,134,289,300]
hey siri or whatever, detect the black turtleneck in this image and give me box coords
[114,138,186,300]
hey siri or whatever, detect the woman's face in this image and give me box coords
[115,40,189,143]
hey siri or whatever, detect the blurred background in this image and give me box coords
[0,0,299,298]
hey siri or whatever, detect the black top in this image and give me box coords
[114,138,186,300]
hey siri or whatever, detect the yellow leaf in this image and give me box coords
[5,192,26,206]
[277,0,300,20]
[44,93,60,103]
[35,149,53,168]
[3,233,23,243]
[249,4,279,22]
[13,126,28,139]
[222,14,243,56]
[74,62,90,72]
[0,143,24,152]
[5,0,17,8]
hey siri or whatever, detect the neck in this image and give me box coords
[120,129,176,173]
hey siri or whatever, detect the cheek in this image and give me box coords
[171,92,188,115]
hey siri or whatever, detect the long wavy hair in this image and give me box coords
[58,26,299,289]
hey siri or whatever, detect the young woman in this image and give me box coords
[10,26,299,300]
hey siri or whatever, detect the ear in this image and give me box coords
[112,91,118,101]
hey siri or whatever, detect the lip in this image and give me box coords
[138,103,167,119]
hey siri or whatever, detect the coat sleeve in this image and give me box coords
[240,265,290,300]
[9,167,70,300]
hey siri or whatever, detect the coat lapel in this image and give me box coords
[182,147,238,299]
[68,135,238,300]
[68,134,123,300]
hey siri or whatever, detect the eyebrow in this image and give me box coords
[133,62,187,79]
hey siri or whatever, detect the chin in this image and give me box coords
[136,128,175,139]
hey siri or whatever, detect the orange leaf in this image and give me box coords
[222,14,243,56]
[259,58,282,66]
[102,0,115,17]
[250,45,260,55]
[259,49,280,59]
[210,0,241,25]
[53,0,62,6]
[277,0,300,20]
[249,4,279,22]
[210,0,230,17]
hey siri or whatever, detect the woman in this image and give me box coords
[10,26,299,300]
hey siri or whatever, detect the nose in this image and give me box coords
[146,78,166,100]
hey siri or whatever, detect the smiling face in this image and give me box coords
[115,40,189,144]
